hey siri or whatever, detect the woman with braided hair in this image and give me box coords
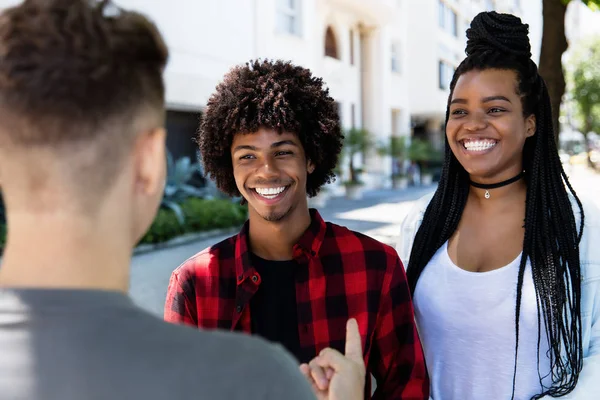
[397,11,600,400]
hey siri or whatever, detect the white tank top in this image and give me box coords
[413,241,553,399]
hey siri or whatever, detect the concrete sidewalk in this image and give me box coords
[316,185,434,245]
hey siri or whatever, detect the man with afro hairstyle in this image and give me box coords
[164,59,429,399]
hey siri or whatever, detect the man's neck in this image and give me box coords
[248,207,312,261]
[0,211,131,293]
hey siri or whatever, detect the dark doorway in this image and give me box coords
[165,110,202,161]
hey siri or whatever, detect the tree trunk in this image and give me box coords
[538,0,569,146]
[349,155,356,183]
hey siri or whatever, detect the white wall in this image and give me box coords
[255,0,316,67]
[388,0,411,131]
[316,1,362,130]
[407,0,448,117]
[514,0,542,63]
[115,0,257,110]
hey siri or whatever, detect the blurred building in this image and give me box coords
[0,0,543,188]
[109,0,413,188]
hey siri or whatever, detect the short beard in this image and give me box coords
[260,205,294,222]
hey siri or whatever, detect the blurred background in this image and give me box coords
[0,0,598,314]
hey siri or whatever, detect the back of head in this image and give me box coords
[0,0,168,209]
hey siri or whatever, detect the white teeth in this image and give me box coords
[254,186,286,197]
[463,140,497,152]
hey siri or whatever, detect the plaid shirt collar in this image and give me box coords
[234,208,326,285]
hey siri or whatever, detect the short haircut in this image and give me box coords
[0,0,168,200]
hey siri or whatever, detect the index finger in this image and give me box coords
[345,318,363,364]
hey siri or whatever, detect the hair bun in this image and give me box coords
[465,11,531,59]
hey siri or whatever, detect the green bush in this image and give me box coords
[181,198,247,231]
[180,198,213,232]
[139,198,247,245]
[139,208,184,245]
[204,200,247,229]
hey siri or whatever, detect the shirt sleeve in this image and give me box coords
[371,256,430,400]
[164,270,198,327]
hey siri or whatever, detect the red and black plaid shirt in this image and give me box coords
[164,210,429,399]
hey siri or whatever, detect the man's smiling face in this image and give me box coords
[231,127,314,223]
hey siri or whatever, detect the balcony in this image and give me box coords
[326,0,396,26]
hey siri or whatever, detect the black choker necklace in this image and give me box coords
[469,171,525,199]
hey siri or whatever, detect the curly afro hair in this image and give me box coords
[198,59,343,198]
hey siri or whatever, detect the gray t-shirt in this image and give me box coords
[0,288,315,400]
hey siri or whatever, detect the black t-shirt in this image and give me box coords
[250,253,303,362]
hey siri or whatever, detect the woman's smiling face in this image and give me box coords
[446,68,536,182]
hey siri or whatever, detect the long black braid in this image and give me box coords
[406,12,584,398]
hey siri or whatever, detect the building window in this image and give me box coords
[391,43,401,73]
[449,9,457,37]
[276,0,301,36]
[349,30,355,65]
[439,60,454,90]
[351,103,356,128]
[325,26,339,59]
[439,1,458,37]
[166,110,203,162]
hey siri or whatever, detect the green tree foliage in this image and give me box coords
[343,128,374,185]
[568,36,600,165]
